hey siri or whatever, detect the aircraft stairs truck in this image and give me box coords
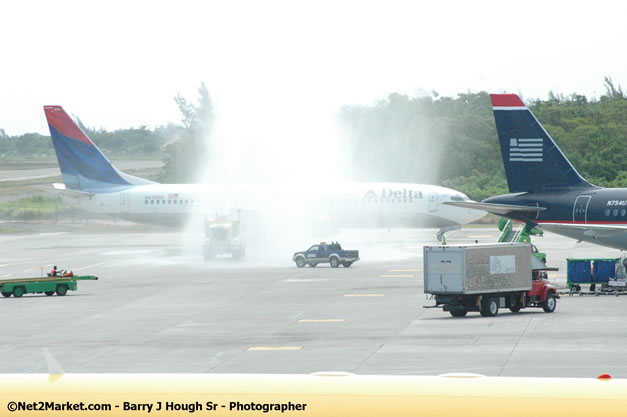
[498,217,546,264]
[423,243,558,317]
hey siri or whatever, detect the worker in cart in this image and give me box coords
[48,266,73,277]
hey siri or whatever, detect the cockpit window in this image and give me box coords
[450,194,466,201]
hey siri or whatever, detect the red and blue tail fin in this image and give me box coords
[491,94,594,193]
[44,106,154,192]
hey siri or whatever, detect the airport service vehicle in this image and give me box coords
[566,257,627,293]
[497,217,546,264]
[42,105,485,239]
[424,243,558,317]
[203,213,245,260]
[446,93,627,251]
[0,275,98,297]
[292,242,359,268]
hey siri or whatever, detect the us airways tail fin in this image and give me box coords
[491,94,594,193]
[43,106,155,192]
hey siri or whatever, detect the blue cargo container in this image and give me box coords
[567,258,617,291]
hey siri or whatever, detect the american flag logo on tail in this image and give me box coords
[509,138,543,162]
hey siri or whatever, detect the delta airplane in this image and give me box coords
[447,93,627,250]
[43,105,484,237]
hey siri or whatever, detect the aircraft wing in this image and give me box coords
[443,201,546,215]
[36,183,95,199]
[538,222,627,238]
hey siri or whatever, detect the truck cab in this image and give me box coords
[203,212,246,260]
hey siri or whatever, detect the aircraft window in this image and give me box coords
[605,209,610,216]
[622,209,626,216]
[185,200,189,204]
[145,200,148,204]
[614,209,619,216]
[168,200,171,204]
[451,194,465,201]
[150,200,154,204]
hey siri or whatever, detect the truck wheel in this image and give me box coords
[308,262,317,267]
[56,284,68,296]
[481,297,498,317]
[342,262,353,268]
[295,256,306,268]
[449,307,467,317]
[45,291,55,296]
[509,303,522,313]
[542,292,556,313]
[1,292,11,297]
[13,286,25,297]
[329,257,340,268]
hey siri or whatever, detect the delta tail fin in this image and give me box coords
[44,106,154,192]
[490,94,594,193]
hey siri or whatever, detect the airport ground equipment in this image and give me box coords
[292,242,360,268]
[567,258,626,294]
[424,243,558,317]
[0,275,98,297]
[497,217,546,263]
[203,212,245,260]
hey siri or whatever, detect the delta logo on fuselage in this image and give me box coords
[362,188,423,203]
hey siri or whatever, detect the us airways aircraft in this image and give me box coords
[43,105,484,236]
[447,93,627,250]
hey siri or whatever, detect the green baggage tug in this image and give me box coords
[0,275,98,297]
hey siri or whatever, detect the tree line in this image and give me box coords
[1,79,625,202]
[340,78,627,200]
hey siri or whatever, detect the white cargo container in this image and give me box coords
[424,243,532,295]
[423,243,558,317]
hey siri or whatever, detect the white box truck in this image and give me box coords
[424,243,558,317]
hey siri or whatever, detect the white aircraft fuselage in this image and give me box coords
[44,104,485,233]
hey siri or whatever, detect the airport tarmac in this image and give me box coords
[1,225,626,378]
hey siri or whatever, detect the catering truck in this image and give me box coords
[423,243,558,317]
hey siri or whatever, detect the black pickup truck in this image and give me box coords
[292,242,360,268]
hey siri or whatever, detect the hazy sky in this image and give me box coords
[1,0,626,135]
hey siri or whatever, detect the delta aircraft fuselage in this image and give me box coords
[44,104,484,232]
[61,181,482,229]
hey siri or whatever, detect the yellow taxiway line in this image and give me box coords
[379,274,414,278]
[298,319,345,323]
[344,294,384,297]
[247,346,303,351]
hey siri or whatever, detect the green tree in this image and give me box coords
[159,83,214,183]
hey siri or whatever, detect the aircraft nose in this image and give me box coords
[469,208,487,223]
